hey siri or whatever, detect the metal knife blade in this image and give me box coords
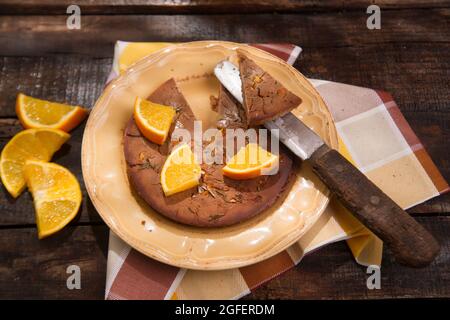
[214,60,244,104]
[214,60,324,160]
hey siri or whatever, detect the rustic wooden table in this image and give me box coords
[0,1,449,300]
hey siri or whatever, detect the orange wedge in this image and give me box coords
[161,144,201,196]
[223,143,279,180]
[134,97,176,145]
[16,93,88,132]
[23,160,82,239]
[0,129,70,197]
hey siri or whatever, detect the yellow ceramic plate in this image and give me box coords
[82,41,338,270]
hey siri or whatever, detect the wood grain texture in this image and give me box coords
[0,225,108,299]
[409,194,450,215]
[0,0,449,15]
[0,10,449,57]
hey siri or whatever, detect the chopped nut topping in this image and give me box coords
[253,75,262,83]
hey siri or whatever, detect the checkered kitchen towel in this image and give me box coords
[104,42,448,300]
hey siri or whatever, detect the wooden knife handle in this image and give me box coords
[309,144,440,267]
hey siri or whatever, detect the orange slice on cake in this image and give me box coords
[161,144,201,196]
[223,143,279,180]
[134,97,176,145]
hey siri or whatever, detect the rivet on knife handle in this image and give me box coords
[309,144,440,267]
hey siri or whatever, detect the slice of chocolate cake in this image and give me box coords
[238,51,302,126]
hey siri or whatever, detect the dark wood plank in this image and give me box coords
[409,194,450,215]
[0,119,104,226]
[246,216,450,299]
[0,0,449,15]
[0,10,449,57]
[1,217,448,299]
[0,225,108,299]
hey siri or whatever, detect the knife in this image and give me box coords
[215,60,439,267]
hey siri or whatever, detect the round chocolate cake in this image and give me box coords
[124,54,302,227]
